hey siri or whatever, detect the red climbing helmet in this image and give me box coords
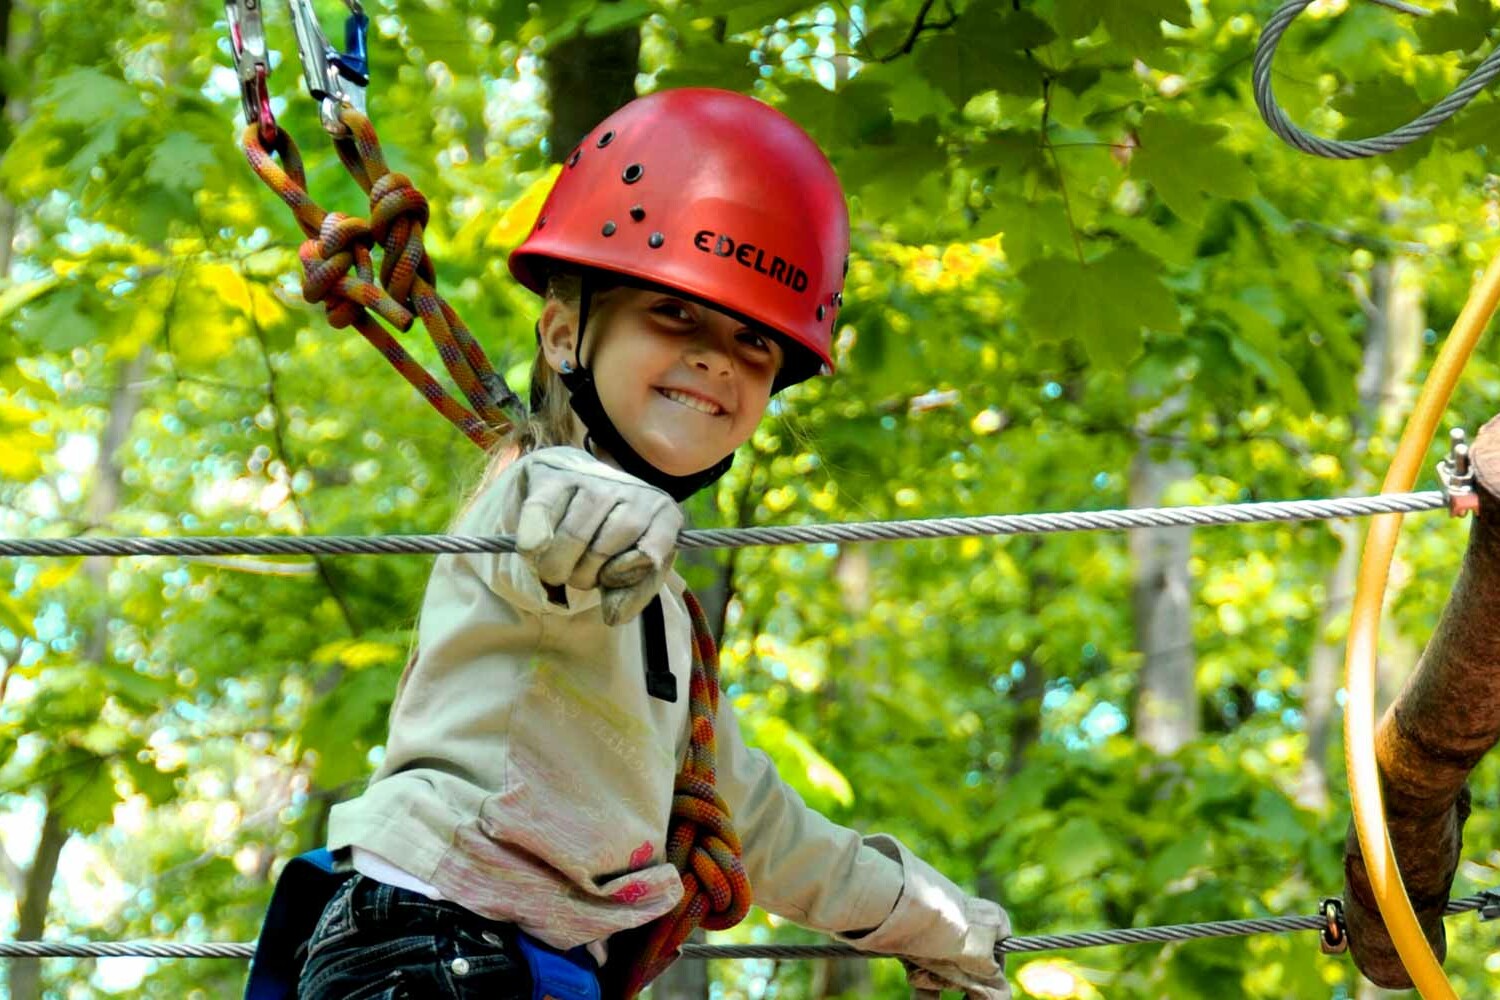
[508,88,849,388]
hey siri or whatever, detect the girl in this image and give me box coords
[297,88,1010,1000]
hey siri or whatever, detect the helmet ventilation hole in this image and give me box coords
[568,148,581,167]
[816,305,827,321]
[597,130,616,148]
[622,163,644,184]
[630,205,646,222]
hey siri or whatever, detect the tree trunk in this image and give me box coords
[1297,239,1425,810]
[8,795,68,1000]
[6,355,147,999]
[1340,412,1500,989]
[0,0,36,278]
[1130,395,1198,754]
[542,0,640,158]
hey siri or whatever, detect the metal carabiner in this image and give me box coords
[286,0,370,136]
[225,0,278,144]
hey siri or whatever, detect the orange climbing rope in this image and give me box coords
[241,114,521,449]
[604,591,752,999]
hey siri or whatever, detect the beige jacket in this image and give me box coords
[326,458,906,952]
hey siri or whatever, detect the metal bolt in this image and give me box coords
[536,216,547,229]
[817,305,827,321]
[450,957,471,976]
[602,221,617,237]
[648,232,665,248]
[630,205,646,222]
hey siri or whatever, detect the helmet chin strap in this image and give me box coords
[556,274,734,504]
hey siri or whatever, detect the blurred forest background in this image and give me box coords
[6,0,1500,996]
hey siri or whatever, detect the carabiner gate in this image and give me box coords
[286,0,370,136]
[225,0,278,144]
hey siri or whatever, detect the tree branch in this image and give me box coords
[878,0,958,62]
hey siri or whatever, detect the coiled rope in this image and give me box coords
[0,892,1490,962]
[1255,0,1500,159]
[0,491,1449,560]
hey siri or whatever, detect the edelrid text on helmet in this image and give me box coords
[692,230,810,294]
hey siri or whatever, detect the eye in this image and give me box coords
[737,330,772,353]
[652,300,696,324]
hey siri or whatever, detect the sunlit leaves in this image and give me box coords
[1415,0,1494,54]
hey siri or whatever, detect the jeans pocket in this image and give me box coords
[303,877,362,965]
[300,933,436,999]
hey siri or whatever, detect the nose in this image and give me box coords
[685,331,733,378]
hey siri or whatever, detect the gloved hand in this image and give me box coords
[837,834,1011,1000]
[503,447,682,625]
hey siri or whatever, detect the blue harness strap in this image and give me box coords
[514,933,602,1000]
[243,848,352,1000]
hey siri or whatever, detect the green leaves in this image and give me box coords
[1133,112,1256,227]
[1416,0,1494,54]
[914,7,1049,108]
[1020,247,1182,367]
[1051,0,1191,55]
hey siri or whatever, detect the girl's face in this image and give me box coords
[544,287,784,477]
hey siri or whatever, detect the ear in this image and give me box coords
[536,298,578,374]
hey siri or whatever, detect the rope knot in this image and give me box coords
[368,173,433,302]
[299,212,412,331]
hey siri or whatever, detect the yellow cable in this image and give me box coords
[1345,252,1500,999]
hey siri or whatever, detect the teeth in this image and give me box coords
[661,388,723,415]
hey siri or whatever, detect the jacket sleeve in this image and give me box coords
[713,692,905,935]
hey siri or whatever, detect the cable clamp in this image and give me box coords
[1437,427,1479,518]
[1319,897,1349,955]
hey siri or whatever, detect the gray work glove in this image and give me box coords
[502,447,682,625]
[837,834,1012,1000]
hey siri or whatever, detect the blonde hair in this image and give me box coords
[455,272,592,518]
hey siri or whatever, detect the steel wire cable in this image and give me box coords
[0,893,1488,962]
[1255,0,1500,158]
[0,492,1449,560]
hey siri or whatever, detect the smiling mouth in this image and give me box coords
[657,388,727,416]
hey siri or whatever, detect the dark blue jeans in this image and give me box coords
[297,876,533,999]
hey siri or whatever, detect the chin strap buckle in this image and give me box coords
[1437,428,1480,518]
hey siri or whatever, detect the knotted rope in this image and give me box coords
[242,109,522,448]
[605,590,751,1000]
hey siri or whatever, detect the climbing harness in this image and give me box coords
[224,0,524,449]
[1256,1,1500,991]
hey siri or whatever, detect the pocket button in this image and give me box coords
[450,957,471,976]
